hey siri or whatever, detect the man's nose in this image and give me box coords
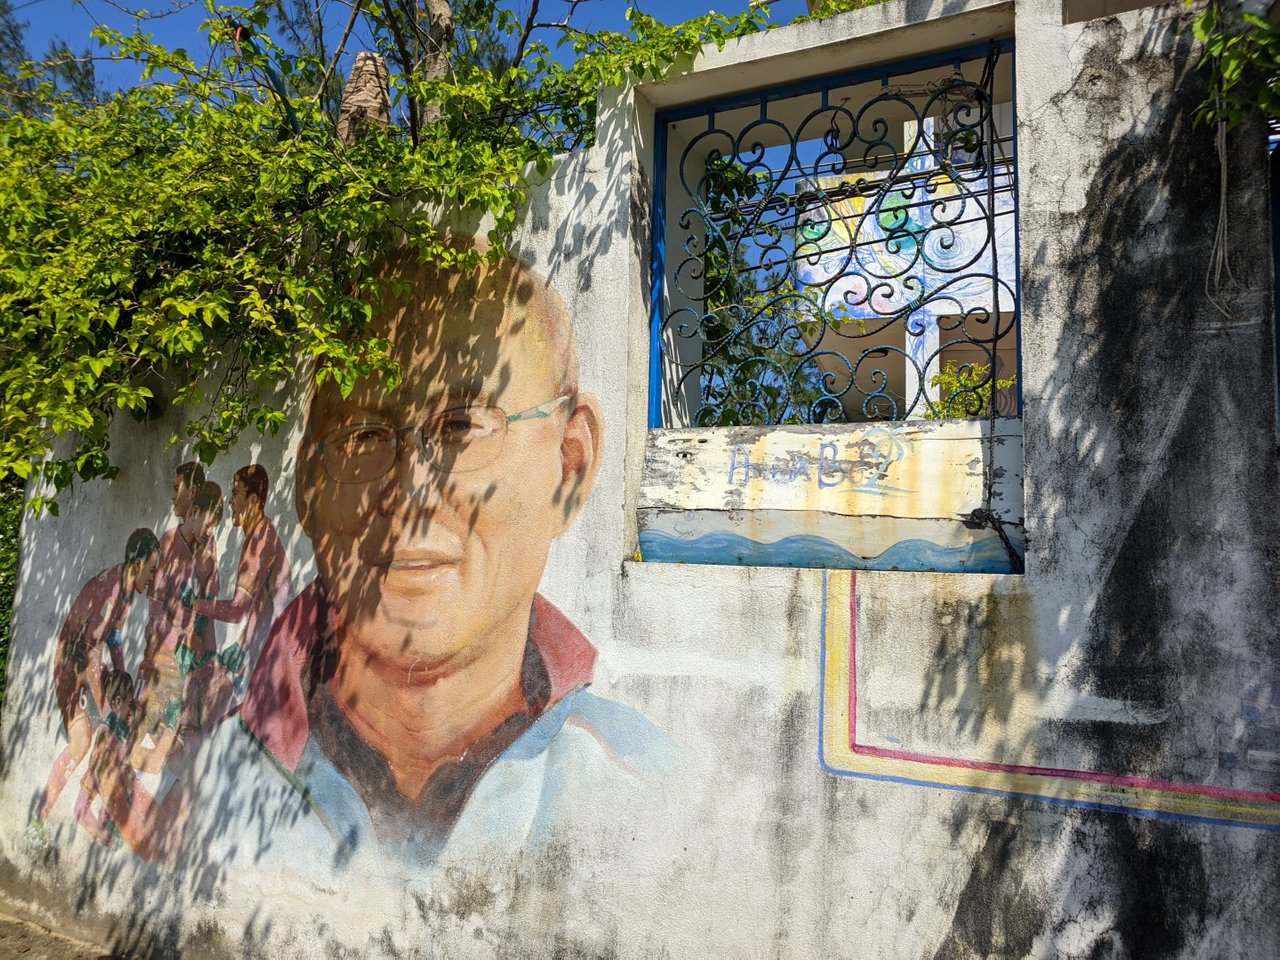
[376,430,446,518]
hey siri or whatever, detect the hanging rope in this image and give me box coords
[1205,116,1244,324]
[1202,0,1245,326]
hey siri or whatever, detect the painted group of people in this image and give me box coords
[36,460,291,857]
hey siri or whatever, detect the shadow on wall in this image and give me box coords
[925,11,1279,960]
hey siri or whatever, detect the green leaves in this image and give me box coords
[0,0,793,504]
[922,362,1017,421]
[0,473,23,699]
[1189,0,1280,128]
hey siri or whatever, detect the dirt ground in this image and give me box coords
[0,912,121,960]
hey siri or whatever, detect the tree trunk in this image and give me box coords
[420,0,455,124]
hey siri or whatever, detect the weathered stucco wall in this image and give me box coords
[0,0,1276,957]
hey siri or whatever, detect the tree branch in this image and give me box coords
[312,0,364,109]
[528,0,590,40]
[382,0,422,143]
[511,0,541,70]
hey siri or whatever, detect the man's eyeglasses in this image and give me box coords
[316,395,571,483]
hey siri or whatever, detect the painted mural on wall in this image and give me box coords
[31,462,296,857]
[27,241,672,870]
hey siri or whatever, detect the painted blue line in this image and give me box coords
[814,760,1280,833]
[649,114,669,429]
[847,484,912,496]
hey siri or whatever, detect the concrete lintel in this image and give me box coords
[635,0,1013,114]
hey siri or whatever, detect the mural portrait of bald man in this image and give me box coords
[232,239,673,870]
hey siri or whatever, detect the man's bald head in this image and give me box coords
[386,244,579,392]
[304,242,579,440]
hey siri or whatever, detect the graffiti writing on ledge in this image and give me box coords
[726,427,912,497]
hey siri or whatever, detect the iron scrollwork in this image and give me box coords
[658,47,1018,427]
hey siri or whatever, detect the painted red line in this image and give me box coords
[845,572,1280,807]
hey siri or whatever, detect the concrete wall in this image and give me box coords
[1,0,1276,957]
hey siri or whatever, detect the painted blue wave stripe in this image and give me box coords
[638,530,1015,574]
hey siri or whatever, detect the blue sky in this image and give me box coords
[14,0,811,88]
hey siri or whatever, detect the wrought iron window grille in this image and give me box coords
[649,40,1020,432]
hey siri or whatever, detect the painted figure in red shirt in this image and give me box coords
[38,528,159,823]
[131,479,222,774]
[191,463,292,730]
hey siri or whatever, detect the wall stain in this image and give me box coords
[932,816,1049,960]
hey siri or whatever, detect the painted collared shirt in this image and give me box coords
[233,582,673,870]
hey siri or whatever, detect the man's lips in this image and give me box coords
[372,548,463,571]
[373,549,462,599]
[387,557,457,571]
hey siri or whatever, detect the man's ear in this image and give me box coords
[553,392,604,536]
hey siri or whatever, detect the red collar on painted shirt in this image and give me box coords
[238,581,598,772]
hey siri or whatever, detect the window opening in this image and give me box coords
[643,41,1024,575]
[650,41,1019,433]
